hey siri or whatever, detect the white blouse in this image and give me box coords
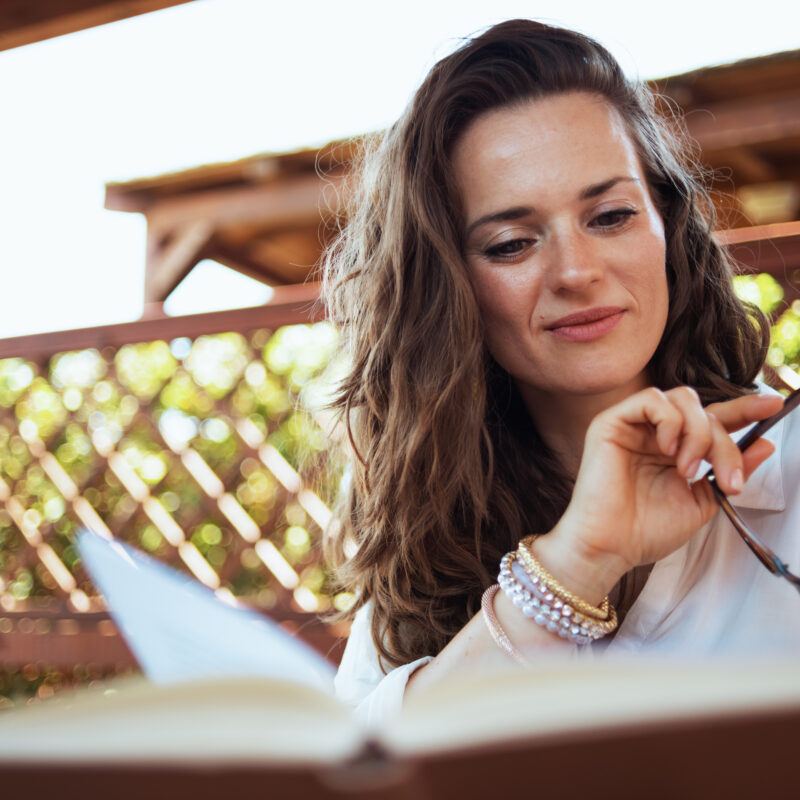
[334,396,800,723]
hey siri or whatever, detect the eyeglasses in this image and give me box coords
[708,386,800,594]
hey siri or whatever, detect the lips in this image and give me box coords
[545,306,626,342]
[546,306,625,329]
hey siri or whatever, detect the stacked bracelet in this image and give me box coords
[481,584,529,666]
[482,535,620,659]
[517,534,611,621]
[497,550,617,645]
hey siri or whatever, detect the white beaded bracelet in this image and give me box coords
[498,552,613,645]
[510,556,617,639]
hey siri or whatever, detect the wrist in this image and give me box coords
[532,521,629,606]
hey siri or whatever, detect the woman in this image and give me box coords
[323,19,799,722]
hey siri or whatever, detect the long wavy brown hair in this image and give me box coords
[322,19,769,669]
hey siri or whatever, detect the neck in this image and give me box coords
[520,376,650,477]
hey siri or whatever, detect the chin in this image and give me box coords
[550,365,651,399]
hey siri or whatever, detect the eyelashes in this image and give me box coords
[590,208,638,228]
[483,239,533,259]
[479,208,639,262]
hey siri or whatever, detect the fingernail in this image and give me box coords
[730,469,743,493]
[686,459,701,478]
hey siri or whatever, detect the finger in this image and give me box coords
[664,386,712,478]
[694,439,775,515]
[742,438,775,481]
[705,392,783,434]
[704,411,746,494]
[597,387,683,456]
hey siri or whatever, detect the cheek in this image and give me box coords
[471,266,540,327]
[652,243,669,311]
[474,286,523,355]
[640,239,670,341]
[470,270,543,376]
[631,228,668,301]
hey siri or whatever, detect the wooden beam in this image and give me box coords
[0,612,136,670]
[204,246,292,287]
[716,219,800,246]
[0,0,195,52]
[145,219,214,303]
[206,227,326,285]
[685,94,800,153]
[141,172,347,231]
[242,239,320,285]
[251,228,325,266]
[0,607,347,669]
[0,283,323,362]
[710,147,778,185]
[716,221,800,277]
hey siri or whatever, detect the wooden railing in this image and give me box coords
[0,284,348,701]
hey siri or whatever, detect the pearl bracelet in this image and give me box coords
[518,534,611,620]
[512,553,618,637]
[498,553,594,644]
[498,551,617,644]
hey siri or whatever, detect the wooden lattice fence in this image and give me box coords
[0,291,351,704]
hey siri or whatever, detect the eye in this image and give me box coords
[591,208,637,229]
[483,238,536,260]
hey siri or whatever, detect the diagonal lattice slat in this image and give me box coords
[0,321,350,703]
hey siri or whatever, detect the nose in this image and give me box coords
[543,229,605,294]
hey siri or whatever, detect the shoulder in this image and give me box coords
[333,600,386,706]
[333,600,434,724]
[333,600,434,719]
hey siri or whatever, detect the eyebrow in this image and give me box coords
[464,176,641,238]
[581,176,640,200]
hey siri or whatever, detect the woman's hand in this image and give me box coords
[535,388,783,604]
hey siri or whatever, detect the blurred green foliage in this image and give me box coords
[0,323,345,703]
[734,273,800,373]
[733,273,785,316]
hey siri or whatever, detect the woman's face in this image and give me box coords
[454,92,669,409]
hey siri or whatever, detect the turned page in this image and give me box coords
[77,529,336,692]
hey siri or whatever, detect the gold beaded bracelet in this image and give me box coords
[517,534,613,622]
[501,552,618,641]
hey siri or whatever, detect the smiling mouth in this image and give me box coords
[546,307,625,342]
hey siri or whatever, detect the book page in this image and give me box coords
[385,654,800,757]
[77,529,336,693]
[0,678,362,765]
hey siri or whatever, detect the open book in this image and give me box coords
[1,530,799,796]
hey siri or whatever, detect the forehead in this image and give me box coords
[452,92,646,211]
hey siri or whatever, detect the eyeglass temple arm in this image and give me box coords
[710,480,800,593]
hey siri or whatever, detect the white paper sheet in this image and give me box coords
[77,529,335,692]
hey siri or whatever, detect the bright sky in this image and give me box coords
[1,0,798,339]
